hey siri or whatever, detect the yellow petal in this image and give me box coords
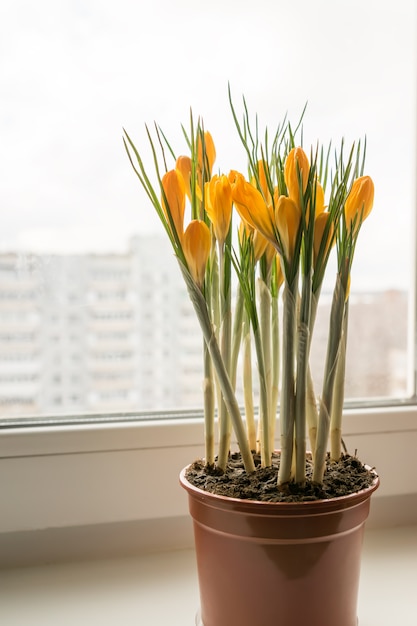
[176,156,192,201]
[183,219,211,287]
[161,169,186,238]
[315,180,325,216]
[284,147,310,207]
[230,171,276,244]
[205,175,233,245]
[345,175,374,232]
[274,254,284,290]
[275,195,301,260]
[197,131,216,178]
[256,160,272,204]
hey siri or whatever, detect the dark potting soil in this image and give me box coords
[185,452,377,502]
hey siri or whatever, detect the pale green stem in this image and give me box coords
[216,247,233,472]
[306,365,318,457]
[277,284,297,486]
[203,342,215,466]
[313,274,346,483]
[330,302,349,461]
[294,269,312,484]
[258,277,272,467]
[242,311,257,451]
[210,246,222,416]
[270,293,280,452]
[230,284,244,391]
[217,311,232,471]
[253,323,271,467]
[179,262,255,473]
[306,292,320,458]
[202,272,215,467]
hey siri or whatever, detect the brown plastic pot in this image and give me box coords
[180,466,379,626]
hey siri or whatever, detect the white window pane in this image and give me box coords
[0,0,415,418]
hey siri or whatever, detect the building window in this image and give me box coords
[0,1,416,423]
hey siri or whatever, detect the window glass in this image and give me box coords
[0,0,416,419]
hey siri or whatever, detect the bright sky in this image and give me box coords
[0,0,416,289]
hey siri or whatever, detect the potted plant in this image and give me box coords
[124,89,379,626]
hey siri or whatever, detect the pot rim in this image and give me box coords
[179,465,380,515]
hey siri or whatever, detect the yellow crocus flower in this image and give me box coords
[345,175,374,232]
[197,131,216,178]
[176,156,192,201]
[161,169,186,238]
[205,175,233,246]
[183,219,211,287]
[275,195,301,261]
[230,171,276,244]
[284,147,310,207]
[256,159,272,204]
[313,212,334,267]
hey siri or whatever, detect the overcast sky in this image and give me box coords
[0,0,416,290]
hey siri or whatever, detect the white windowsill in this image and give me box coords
[0,526,416,626]
[0,404,416,567]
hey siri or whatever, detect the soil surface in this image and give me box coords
[185,452,377,502]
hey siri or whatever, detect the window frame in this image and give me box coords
[0,404,416,541]
[1,185,416,547]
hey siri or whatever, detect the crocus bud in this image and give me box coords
[161,169,186,238]
[197,131,216,178]
[345,175,374,232]
[176,156,192,201]
[275,195,301,261]
[256,159,272,204]
[205,175,233,245]
[284,147,310,207]
[183,219,211,287]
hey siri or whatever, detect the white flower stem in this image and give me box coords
[270,293,280,452]
[203,342,215,466]
[313,274,346,483]
[306,292,320,458]
[242,311,257,451]
[216,247,233,471]
[306,365,318,458]
[253,324,271,467]
[277,284,297,486]
[230,284,244,391]
[258,277,272,466]
[294,269,312,484]
[330,302,349,461]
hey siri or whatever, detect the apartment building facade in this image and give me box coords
[0,238,409,418]
[0,237,202,417]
